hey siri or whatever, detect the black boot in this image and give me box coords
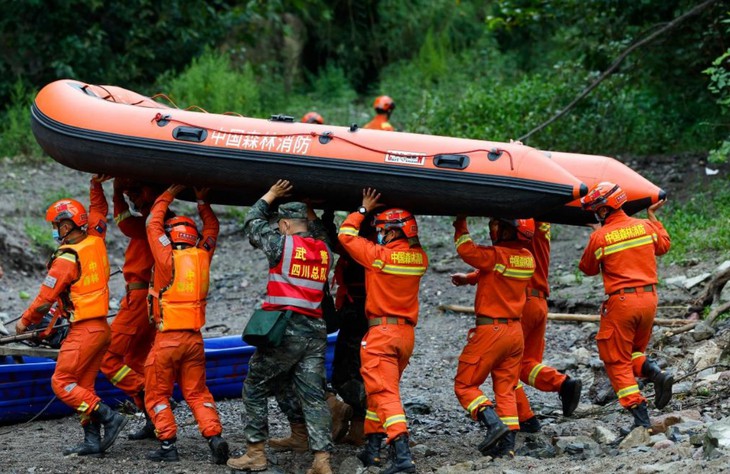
[476,406,509,454]
[519,415,541,433]
[559,376,582,416]
[63,421,102,457]
[642,359,674,409]
[382,434,416,474]
[484,430,517,458]
[629,401,651,429]
[147,438,180,462]
[129,405,156,440]
[94,402,128,451]
[357,433,386,467]
[207,434,229,465]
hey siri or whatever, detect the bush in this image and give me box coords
[157,51,262,116]
[0,80,44,161]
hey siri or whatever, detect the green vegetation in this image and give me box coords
[0,1,728,260]
[661,179,730,262]
[24,220,56,253]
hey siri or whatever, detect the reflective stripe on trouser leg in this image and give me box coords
[51,320,110,415]
[492,323,523,431]
[145,333,179,441]
[632,351,647,377]
[515,383,534,422]
[360,324,414,442]
[520,296,567,392]
[596,294,656,408]
[177,332,223,439]
[364,408,387,435]
[465,395,490,417]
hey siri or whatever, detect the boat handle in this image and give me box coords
[434,154,470,170]
[172,126,208,143]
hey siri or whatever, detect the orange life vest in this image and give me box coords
[152,247,209,331]
[54,235,110,322]
[262,235,331,318]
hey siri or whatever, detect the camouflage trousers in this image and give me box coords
[276,301,368,421]
[242,313,333,452]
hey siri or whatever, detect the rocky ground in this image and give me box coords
[1,155,730,473]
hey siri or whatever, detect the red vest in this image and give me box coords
[150,247,209,331]
[55,235,110,322]
[263,235,331,318]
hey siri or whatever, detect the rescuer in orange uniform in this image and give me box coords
[302,112,325,124]
[451,216,535,458]
[363,96,395,131]
[578,182,672,431]
[338,188,428,474]
[100,179,158,440]
[144,184,228,464]
[515,221,582,431]
[16,175,127,456]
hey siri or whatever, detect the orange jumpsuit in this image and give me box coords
[100,185,155,408]
[338,212,428,443]
[579,210,670,409]
[21,180,110,421]
[363,114,394,131]
[144,191,222,441]
[453,218,535,431]
[514,221,567,422]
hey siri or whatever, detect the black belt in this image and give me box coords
[609,284,655,296]
[526,288,546,298]
[476,316,516,325]
[368,317,413,327]
[127,282,149,291]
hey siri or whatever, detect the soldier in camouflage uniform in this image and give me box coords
[227,179,334,474]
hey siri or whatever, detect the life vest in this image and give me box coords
[54,235,110,322]
[263,235,331,318]
[151,247,209,331]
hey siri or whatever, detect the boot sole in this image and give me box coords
[226,461,267,471]
[654,375,674,409]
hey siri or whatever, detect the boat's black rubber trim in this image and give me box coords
[32,105,576,197]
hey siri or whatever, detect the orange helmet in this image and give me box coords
[491,218,535,243]
[580,181,627,212]
[164,216,199,246]
[373,208,417,238]
[301,112,324,124]
[373,95,395,113]
[46,199,88,227]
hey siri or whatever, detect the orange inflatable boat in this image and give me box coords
[31,80,586,219]
[540,151,666,225]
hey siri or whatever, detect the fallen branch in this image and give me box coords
[438,304,689,327]
[518,0,721,142]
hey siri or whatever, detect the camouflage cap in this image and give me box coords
[277,201,308,220]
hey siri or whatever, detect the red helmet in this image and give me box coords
[46,199,88,227]
[580,181,627,212]
[490,218,535,243]
[373,208,417,238]
[373,95,395,113]
[164,216,199,246]
[301,112,324,124]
